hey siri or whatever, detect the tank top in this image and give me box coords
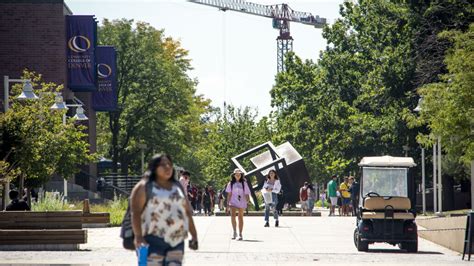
[141,182,189,247]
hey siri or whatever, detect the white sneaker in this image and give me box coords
[238,235,243,241]
[232,231,237,240]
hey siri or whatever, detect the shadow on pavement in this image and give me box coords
[367,249,444,255]
[240,239,263,243]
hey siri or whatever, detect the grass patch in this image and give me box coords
[90,196,128,226]
[32,192,128,226]
[31,191,77,211]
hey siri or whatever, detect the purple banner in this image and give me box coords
[93,46,118,111]
[66,15,97,91]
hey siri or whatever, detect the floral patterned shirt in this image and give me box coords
[141,182,189,247]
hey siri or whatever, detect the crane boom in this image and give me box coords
[188,0,326,28]
[188,0,327,72]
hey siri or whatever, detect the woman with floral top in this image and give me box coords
[226,168,250,240]
[131,154,198,265]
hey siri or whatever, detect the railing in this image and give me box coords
[101,175,141,194]
[76,171,133,200]
[101,183,131,200]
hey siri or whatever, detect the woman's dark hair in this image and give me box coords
[266,169,279,180]
[230,172,246,192]
[143,153,176,183]
[182,171,191,177]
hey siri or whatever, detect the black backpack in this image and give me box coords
[120,180,154,250]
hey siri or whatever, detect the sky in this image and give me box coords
[66,0,345,117]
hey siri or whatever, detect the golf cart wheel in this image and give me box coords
[354,228,369,252]
[405,241,418,253]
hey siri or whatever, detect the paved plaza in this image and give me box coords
[0,211,463,266]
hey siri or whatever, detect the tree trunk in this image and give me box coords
[120,153,130,176]
[27,187,31,208]
[443,175,454,211]
[110,112,120,174]
[19,175,25,200]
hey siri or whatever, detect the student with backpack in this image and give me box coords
[306,183,317,216]
[226,168,250,240]
[299,182,309,216]
[129,154,198,265]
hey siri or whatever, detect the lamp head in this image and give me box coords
[17,81,39,100]
[73,106,88,121]
[50,94,68,110]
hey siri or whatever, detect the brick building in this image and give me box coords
[0,0,98,194]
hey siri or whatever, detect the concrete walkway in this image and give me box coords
[0,212,463,266]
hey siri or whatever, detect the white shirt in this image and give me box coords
[262,179,282,194]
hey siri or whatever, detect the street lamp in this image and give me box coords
[138,143,147,173]
[50,94,89,122]
[50,93,89,200]
[2,76,40,210]
[413,97,427,215]
[414,97,443,214]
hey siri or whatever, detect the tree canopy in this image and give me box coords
[0,71,95,186]
[96,19,209,176]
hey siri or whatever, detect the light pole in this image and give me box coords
[413,97,427,214]
[433,140,438,212]
[50,94,88,201]
[437,136,442,214]
[2,76,39,210]
[138,144,147,174]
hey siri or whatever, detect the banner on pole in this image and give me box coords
[66,15,97,91]
[93,46,118,111]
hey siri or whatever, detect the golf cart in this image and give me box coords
[354,156,418,252]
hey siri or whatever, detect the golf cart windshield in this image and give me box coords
[362,167,408,197]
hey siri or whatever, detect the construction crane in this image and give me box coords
[188,0,327,73]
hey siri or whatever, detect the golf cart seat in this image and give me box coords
[361,197,414,220]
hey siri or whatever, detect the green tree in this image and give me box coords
[97,19,205,175]
[411,24,474,173]
[271,0,420,182]
[195,105,271,188]
[0,71,96,187]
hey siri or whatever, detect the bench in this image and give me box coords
[81,199,110,227]
[0,211,87,251]
[82,212,110,227]
[361,197,414,220]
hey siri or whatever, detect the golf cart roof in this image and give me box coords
[359,156,416,167]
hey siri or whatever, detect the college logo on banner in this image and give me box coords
[66,15,97,91]
[68,35,91,53]
[93,46,118,112]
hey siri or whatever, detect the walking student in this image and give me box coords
[299,182,309,216]
[340,176,351,216]
[226,168,250,240]
[262,169,282,227]
[179,170,190,191]
[348,176,360,216]
[130,154,198,265]
[327,175,338,216]
[202,186,213,216]
[306,183,317,216]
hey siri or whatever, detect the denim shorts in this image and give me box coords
[342,197,351,205]
[144,235,185,257]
